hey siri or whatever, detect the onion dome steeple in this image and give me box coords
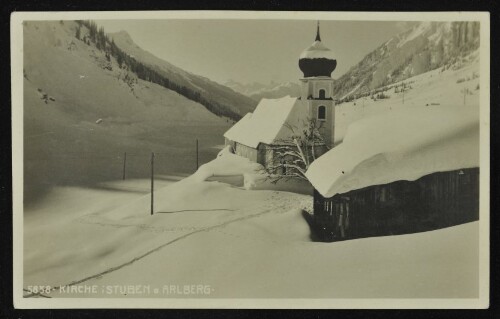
[299,21,337,78]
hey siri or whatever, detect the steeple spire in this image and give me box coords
[315,20,321,42]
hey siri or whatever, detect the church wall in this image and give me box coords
[225,138,236,150]
[308,100,334,147]
[300,80,312,99]
[312,80,333,99]
[234,142,258,162]
[300,79,334,100]
[257,144,278,168]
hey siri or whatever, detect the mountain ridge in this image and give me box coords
[224,80,301,102]
[108,28,257,120]
[332,21,480,101]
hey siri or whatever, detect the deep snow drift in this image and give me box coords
[24,147,479,299]
[307,105,479,198]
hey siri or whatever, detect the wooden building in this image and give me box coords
[305,105,480,242]
[312,168,479,241]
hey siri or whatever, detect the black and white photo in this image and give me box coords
[11,11,490,309]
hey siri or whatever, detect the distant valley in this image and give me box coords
[224,80,301,102]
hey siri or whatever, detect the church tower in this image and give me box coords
[298,22,336,148]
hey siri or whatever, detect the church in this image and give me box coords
[224,23,337,172]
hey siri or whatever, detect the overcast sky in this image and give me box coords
[96,19,413,85]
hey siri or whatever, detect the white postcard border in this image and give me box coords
[11,10,491,309]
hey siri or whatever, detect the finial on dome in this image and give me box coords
[315,20,321,42]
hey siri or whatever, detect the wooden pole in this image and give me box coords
[151,152,154,215]
[122,152,127,180]
[196,139,199,170]
[402,84,405,104]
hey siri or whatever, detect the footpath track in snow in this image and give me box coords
[23,197,301,298]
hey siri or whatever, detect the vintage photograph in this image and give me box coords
[11,11,489,308]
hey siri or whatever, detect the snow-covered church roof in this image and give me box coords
[299,40,336,60]
[306,106,480,198]
[224,96,308,148]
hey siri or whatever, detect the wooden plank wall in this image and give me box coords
[312,168,480,242]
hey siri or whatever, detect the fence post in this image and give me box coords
[402,84,405,104]
[151,152,155,215]
[122,152,127,180]
[196,139,199,171]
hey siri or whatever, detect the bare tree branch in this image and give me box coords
[292,137,308,167]
[263,117,328,183]
[275,151,303,161]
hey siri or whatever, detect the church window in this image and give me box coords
[318,89,326,99]
[317,105,326,121]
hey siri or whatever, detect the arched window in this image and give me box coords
[317,105,326,120]
[318,89,326,99]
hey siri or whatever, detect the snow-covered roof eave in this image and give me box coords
[306,106,480,198]
[223,113,259,149]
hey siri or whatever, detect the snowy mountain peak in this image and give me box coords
[333,21,480,100]
[225,80,301,102]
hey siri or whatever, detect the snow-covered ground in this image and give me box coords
[24,147,479,299]
[23,57,481,300]
[333,53,480,144]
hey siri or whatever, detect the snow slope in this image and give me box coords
[79,219,477,299]
[110,30,257,118]
[23,21,231,202]
[332,21,480,99]
[24,176,312,294]
[24,152,479,299]
[333,54,480,144]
